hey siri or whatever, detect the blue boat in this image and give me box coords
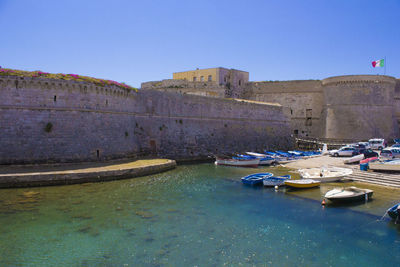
[387,202,400,220]
[263,175,291,187]
[241,172,273,186]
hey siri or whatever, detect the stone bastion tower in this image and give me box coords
[321,75,399,140]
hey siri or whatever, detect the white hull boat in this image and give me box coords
[324,186,373,203]
[246,152,268,157]
[344,154,364,164]
[298,167,353,182]
[369,159,400,171]
[215,158,260,167]
[245,152,275,165]
[284,179,321,189]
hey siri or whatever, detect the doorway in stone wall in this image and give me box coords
[149,140,157,154]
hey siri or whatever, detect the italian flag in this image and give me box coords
[372,59,384,67]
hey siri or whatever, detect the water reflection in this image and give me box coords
[0,163,399,266]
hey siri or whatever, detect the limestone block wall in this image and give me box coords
[321,75,398,140]
[135,90,293,159]
[0,76,141,164]
[394,79,400,125]
[244,80,323,138]
[0,76,293,164]
[141,79,225,98]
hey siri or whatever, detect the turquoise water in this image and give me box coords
[1,163,400,266]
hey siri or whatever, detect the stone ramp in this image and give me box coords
[349,169,400,188]
[0,159,176,188]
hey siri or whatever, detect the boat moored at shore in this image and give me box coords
[284,179,321,189]
[215,157,260,167]
[241,172,273,186]
[324,186,373,203]
[263,175,291,187]
[298,167,353,182]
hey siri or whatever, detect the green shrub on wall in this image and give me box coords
[44,122,53,133]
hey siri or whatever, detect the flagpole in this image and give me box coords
[384,56,386,75]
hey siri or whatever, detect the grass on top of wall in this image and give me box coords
[0,67,138,91]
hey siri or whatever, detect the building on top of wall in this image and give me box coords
[173,67,249,98]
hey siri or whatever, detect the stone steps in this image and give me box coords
[349,170,400,188]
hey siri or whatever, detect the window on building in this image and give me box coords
[224,76,227,83]
[208,75,212,81]
[306,109,312,117]
[193,77,197,82]
[294,129,299,135]
[238,80,241,86]
[200,76,204,81]
[305,118,312,126]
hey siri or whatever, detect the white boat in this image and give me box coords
[262,175,291,187]
[298,167,353,182]
[344,154,364,164]
[369,159,400,171]
[324,186,373,203]
[215,157,260,167]
[245,152,275,165]
[246,152,268,157]
[284,179,321,189]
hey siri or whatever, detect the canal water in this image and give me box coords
[1,163,400,266]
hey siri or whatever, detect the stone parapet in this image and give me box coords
[322,75,397,86]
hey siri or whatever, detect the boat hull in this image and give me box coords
[215,158,260,167]
[284,179,321,189]
[298,167,353,183]
[388,203,400,220]
[325,188,373,203]
[369,160,400,171]
[344,154,364,164]
[263,175,291,187]
[242,173,273,186]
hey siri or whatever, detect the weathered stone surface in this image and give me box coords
[0,76,293,164]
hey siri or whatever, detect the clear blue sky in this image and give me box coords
[1,0,399,87]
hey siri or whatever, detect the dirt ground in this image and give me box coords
[284,155,354,170]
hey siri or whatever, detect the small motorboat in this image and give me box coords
[241,173,273,186]
[298,167,353,182]
[387,203,400,222]
[324,186,373,203]
[284,179,320,189]
[215,156,260,167]
[344,154,364,164]
[263,175,291,187]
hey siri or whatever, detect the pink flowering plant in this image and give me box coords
[0,67,137,91]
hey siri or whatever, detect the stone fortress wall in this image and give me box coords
[144,68,400,141]
[0,75,292,164]
[244,80,324,138]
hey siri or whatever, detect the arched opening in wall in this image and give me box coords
[54,95,57,102]
[193,77,197,82]
[208,75,212,81]
[224,76,227,83]
[290,109,293,115]
[106,100,108,106]
[96,150,100,158]
[200,76,204,81]
[238,80,241,86]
